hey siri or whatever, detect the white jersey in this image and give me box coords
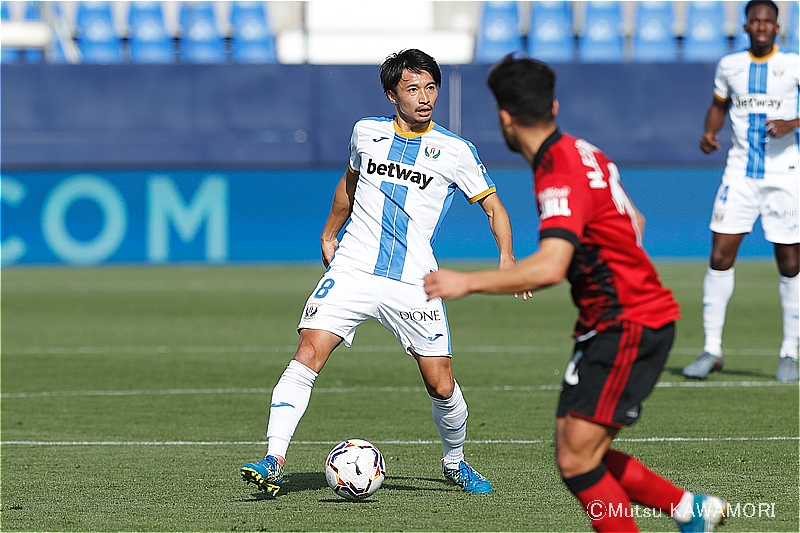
[331,116,496,285]
[713,46,800,178]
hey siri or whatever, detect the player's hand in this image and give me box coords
[321,238,338,268]
[424,269,471,301]
[499,257,532,300]
[766,119,795,138]
[700,132,720,154]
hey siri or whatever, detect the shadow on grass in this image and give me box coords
[239,471,328,501]
[240,473,452,501]
[382,475,451,492]
[663,365,770,380]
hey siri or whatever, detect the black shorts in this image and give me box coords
[556,321,675,428]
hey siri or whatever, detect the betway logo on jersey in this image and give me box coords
[538,186,572,220]
[735,95,784,113]
[366,159,434,190]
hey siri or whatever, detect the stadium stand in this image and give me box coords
[178,1,226,63]
[76,1,122,63]
[1,3,21,64]
[682,1,731,62]
[230,1,277,63]
[128,1,174,63]
[527,1,575,63]
[5,1,795,65]
[1,1,51,64]
[578,1,625,62]
[301,0,472,64]
[631,1,678,62]
[474,1,524,63]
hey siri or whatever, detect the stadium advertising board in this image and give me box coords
[1,167,770,266]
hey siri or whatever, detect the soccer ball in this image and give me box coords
[325,439,386,500]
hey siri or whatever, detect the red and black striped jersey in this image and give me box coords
[532,131,680,338]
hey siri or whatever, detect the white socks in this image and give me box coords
[703,268,798,361]
[779,274,799,361]
[702,267,735,357]
[266,360,318,460]
[430,381,468,469]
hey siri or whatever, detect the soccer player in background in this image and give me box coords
[424,55,727,532]
[682,0,799,382]
[241,49,516,497]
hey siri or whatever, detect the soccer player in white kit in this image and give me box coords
[683,0,799,382]
[241,49,516,496]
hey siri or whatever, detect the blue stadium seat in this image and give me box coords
[474,1,523,63]
[527,1,574,62]
[578,1,624,62]
[1,3,21,64]
[179,2,226,63]
[76,1,122,64]
[682,1,730,62]
[128,1,174,63]
[631,1,678,62]
[784,0,798,53]
[24,1,41,20]
[48,36,69,64]
[230,1,277,63]
[21,2,45,63]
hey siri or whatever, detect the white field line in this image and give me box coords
[2,380,796,399]
[2,436,797,447]
[0,345,784,356]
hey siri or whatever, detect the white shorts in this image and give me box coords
[297,265,452,357]
[709,168,799,244]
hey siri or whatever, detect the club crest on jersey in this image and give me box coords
[303,303,320,321]
[538,186,572,220]
[772,66,785,78]
[423,143,443,160]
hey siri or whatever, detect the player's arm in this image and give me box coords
[477,192,515,269]
[766,117,800,137]
[320,167,359,267]
[700,96,730,154]
[424,237,574,300]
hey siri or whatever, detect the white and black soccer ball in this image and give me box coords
[325,439,386,500]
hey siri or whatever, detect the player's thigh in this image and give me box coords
[709,171,760,235]
[374,280,451,357]
[297,266,379,347]
[760,176,799,245]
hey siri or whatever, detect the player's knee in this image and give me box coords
[555,446,594,479]
[426,380,455,400]
[709,250,735,270]
[293,340,328,372]
[776,249,800,277]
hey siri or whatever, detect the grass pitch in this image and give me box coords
[1,261,797,532]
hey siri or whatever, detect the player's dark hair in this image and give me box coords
[486,54,555,127]
[745,0,778,18]
[380,49,442,94]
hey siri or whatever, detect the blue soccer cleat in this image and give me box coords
[678,493,726,532]
[443,460,493,493]
[241,455,284,497]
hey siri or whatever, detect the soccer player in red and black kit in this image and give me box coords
[424,55,727,532]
